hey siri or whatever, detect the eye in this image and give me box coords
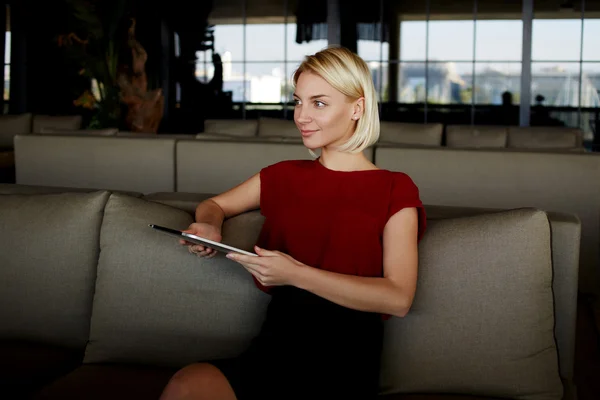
[293,98,301,106]
[314,100,326,108]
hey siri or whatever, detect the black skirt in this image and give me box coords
[209,286,384,400]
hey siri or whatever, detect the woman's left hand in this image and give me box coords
[226,246,305,287]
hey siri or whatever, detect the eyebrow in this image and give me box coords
[292,93,330,100]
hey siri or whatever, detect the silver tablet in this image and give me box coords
[149,224,258,257]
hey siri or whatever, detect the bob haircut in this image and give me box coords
[292,46,380,154]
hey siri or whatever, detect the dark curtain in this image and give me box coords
[295,0,390,44]
[295,0,327,43]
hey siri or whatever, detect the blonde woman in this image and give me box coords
[160,46,426,400]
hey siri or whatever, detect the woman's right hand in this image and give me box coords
[180,222,222,258]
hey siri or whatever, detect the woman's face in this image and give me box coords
[293,71,362,150]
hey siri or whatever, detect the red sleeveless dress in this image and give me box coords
[255,157,426,291]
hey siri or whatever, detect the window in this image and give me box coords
[192,0,327,116]
[532,19,582,107]
[393,16,523,110]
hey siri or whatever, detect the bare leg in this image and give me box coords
[159,363,237,400]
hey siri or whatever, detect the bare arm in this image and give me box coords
[183,173,261,256]
[194,172,261,231]
[230,207,419,317]
[292,207,419,317]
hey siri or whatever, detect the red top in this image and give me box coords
[255,158,426,299]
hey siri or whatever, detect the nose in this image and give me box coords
[295,104,312,125]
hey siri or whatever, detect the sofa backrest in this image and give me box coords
[507,126,583,149]
[39,128,118,136]
[176,139,375,194]
[378,122,443,146]
[32,115,83,134]
[204,119,258,137]
[0,191,110,349]
[14,135,176,194]
[257,117,298,138]
[0,113,32,149]
[446,125,508,149]
[375,146,599,295]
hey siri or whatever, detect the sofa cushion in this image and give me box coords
[507,126,582,149]
[39,128,118,136]
[143,191,215,215]
[83,194,270,366]
[379,209,563,400]
[203,119,258,137]
[0,113,32,149]
[445,125,508,148]
[0,191,110,348]
[0,340,83,399]
[257,117,299,137]
[0,183,143,197]
[14,135,176,194]
[379,122,443,146]
[32,115,83,134]
[32,364,175,400]
[176,140,314,194]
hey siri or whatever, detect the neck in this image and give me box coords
[318,148,371,171]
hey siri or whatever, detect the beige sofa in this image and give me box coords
[0,184,580,399]
[13,134,600,296]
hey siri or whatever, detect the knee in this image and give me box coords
[160,363,218,400]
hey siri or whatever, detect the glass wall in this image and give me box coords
[190,0,599,136]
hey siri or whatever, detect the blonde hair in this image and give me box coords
[292,46,380,154]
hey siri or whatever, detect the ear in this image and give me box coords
[351,97,365,121]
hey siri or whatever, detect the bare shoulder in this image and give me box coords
[209,160,310,218]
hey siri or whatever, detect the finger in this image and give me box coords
[227,253,265,265]
[241,262,267,276]
[196,249,211,257]
[190,245,206,253]
[254,246,277,257]
[242,265,267,285]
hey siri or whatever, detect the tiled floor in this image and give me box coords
[574,294,600,400]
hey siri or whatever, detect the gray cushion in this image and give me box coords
[507,127,582,149]
[0,191,110,348]
[445,125,508,148]
[0,113,32,148]
[14,135,176,194]
[176,140,314,194]
[0,183,143,198]
[39,128,118,136]
[203,119,258,137]
[379,209,563,400]
[143,192,215,215]
[379,122,443,146]
[83,194,270,367]
[257,117,299,138]
[32,115,82,134]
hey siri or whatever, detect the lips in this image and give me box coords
[300,129,317,137]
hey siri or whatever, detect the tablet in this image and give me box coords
[149,224,258,257]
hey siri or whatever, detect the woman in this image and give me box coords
[159,46,426,400]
